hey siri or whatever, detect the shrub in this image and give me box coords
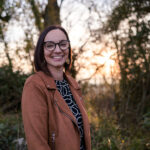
[91,116,120,150]
[0,65,29,113]
[0,113,27,150]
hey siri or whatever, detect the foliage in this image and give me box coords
[90,114,150,150]
[0,113,27,150]
[104,0,150,33]
[82,82,150,150]
[104,0,150,128]
[0,65,29,113]
[91,116,119,150]
[142,112,150,131]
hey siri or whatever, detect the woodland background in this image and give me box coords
[0,0,150,149]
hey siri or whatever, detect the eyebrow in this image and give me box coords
[44,40,68,43]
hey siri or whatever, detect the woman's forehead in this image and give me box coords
[44,29,67,42]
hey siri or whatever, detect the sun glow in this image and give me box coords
[76,46,119,83]
[100,50,116,74]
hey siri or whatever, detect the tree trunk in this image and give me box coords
[29,0,60,31]
[44,0,61,28]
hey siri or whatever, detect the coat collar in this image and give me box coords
[36,71,80,90]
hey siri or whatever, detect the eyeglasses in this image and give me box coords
[44,40,70,51]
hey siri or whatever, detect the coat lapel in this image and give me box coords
[53,90,77,124]
[36,71,77,125]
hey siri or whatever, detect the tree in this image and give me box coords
[28,0,61,32]
[104,0,150,128]
[0,0,14,70]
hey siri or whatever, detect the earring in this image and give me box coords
[66,58,70,64]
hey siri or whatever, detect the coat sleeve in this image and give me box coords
[21,80,51,150]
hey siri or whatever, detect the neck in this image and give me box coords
[47,66,64,81]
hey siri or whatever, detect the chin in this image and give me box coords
[47,62,65,69]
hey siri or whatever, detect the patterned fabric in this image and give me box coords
[55,79,85,150]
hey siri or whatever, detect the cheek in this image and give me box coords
[44,50,49,59]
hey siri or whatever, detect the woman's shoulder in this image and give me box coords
[24,71,56,90]
[24,72,45,87]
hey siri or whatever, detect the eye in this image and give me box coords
[60,41,69,48]
[45,42,55,49]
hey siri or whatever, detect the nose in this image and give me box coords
[55,44,61,52]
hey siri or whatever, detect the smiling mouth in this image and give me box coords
[51,56,65,61]
[52,56,63,59]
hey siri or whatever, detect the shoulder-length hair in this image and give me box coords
[34,25,72,75]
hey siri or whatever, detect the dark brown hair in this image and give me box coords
[34,25,72,74]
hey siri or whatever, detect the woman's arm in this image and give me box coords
[22,80,51,150]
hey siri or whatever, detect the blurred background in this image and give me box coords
[0,0,150,149]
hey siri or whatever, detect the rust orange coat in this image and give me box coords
[22,71,91,150]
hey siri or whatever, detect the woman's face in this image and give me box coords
[44,29,69,70]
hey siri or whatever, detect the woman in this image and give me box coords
[22,25,91,150]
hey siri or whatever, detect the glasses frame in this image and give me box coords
[44,40,70,51]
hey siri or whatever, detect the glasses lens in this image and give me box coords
[59,41,69,50]
[45,42,55,50]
